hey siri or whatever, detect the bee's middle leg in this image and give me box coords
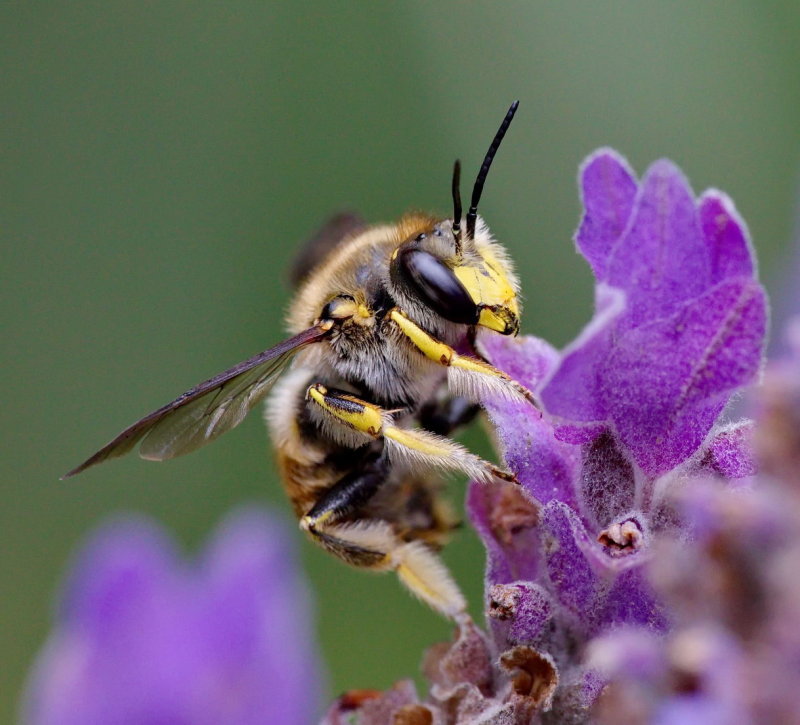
[299,457,467,619]
[306,382,514,483]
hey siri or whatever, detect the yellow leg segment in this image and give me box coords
[306,383,383,435]
[305,383,515,483]
[388,308,538,407]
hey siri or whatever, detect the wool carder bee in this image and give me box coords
[65,102,536,619]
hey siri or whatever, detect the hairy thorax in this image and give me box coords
[286,214,461,409]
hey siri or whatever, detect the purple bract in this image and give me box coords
[22,508,324,725]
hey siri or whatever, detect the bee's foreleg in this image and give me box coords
[299,466,466,619]
[306,383,514,484]
[388,308,539,408]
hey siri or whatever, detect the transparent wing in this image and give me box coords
[63,324,331,477]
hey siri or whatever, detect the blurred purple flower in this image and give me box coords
[331,149,768,723]
[23,508,324,725]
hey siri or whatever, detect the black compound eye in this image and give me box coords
[392,248,479,325]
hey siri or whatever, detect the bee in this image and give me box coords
[65,102,536,619]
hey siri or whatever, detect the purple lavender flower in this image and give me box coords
[22,508,324,725]
[588,330,800,723]
[539,149,763,472]
[466,150,766,718]
[329,149,767,723]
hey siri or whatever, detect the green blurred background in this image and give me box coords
[3,2,799,720]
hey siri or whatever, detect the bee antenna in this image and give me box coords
[451,159,462,253]
[466,100,519,240]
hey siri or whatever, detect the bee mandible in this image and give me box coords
[65,102,536,619]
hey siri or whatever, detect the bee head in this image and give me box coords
[389,101,522,336]
[389,221,519,336]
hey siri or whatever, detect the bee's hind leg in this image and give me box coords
[299,460,467,619]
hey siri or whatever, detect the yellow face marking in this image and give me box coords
[478,306,514,334]
[307,384,383,436]
[452,265,482,302]
[452,248,519,333]
[389,309,453,365]
[480,247,519,311]
[452,260,516,308]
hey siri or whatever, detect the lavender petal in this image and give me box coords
[575,148,639,281]
[605,277,767,475]
[699,190,754,284]
[607,159,711,330]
